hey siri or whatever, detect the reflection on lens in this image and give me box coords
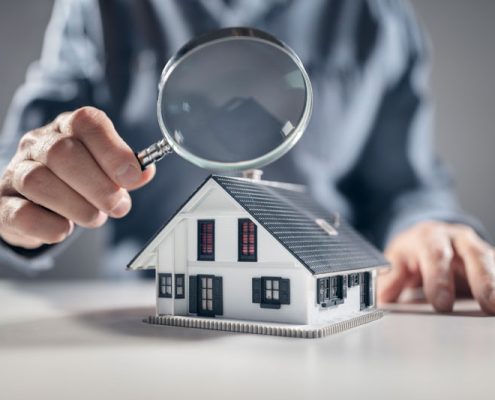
[159,36,308,165]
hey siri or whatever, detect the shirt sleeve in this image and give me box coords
[0,0,105,273]
[337,1,490,248]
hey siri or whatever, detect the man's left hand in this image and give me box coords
[378,221,495,314]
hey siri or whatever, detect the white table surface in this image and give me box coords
[0,280,493,400]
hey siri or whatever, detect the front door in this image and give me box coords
[191,275,223,317]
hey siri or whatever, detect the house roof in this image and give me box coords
[128,174,388,275]
[211,175,388,275]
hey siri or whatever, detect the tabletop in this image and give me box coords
[0,280,493,400]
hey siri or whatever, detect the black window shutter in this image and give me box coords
[360,272,365,309]
[213,276,223,315]
[189,276,197,314]
[343,275,348,298]
[367,272,373,306]
[279,279,290,305]
[252,278,262,303]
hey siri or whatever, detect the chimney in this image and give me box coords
[242,169,264,181]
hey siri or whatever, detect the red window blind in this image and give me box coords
[239,219,257,261]
[198,220,214,260]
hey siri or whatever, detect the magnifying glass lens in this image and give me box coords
[159,36,309,167]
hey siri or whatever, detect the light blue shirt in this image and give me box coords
[0,0,486,273]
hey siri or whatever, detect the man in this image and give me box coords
[0,0,494,313]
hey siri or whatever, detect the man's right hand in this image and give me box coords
[0,107,155,249]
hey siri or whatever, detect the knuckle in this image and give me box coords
[458,225,476,238]
[81,209,106,228]
[44,136,81,164]
[10,201,36,232]
[428,243,453,264]
[69,106,108,135]
[15,163,47,193]
[100,193,123,214]
[53,112,71,127]
[17,133,35,153]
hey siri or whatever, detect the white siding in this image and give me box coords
[157,233,174,315]
[148,179,379,325]
[174,220,188,315]
[186,264,310,324]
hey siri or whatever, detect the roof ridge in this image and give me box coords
[212,174,306,193]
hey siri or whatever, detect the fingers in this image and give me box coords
[0,106,155,250]
[0,230,43,249]
[0,196,73,245]
[417,227,455,312]
[28,133,132,218]
[377,253,410,303]
[56,107,152,190]
[12,160,108,228]
[375,220,495,315]
[380,221,456,311]
[452,226,495,314]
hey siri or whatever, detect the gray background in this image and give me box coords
[0,0,494,258]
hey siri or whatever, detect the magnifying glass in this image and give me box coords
[136,27,312,172]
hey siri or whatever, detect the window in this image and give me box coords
[252,277,290,309]
[175,274,185,298]
[264,278,280,303]
[317,276,345,306]
[348,273,360,287]
[200,276,214,312]
[158,273,172,298]
[238,219,257,261]
[198,220,215,261]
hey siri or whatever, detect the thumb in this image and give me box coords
[127,163,156,191]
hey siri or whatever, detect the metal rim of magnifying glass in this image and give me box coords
[156,27,313,172]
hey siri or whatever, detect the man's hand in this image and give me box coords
[0,107,155,249]
[378,221,495,314]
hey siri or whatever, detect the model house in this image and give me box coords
[127,175,389,338]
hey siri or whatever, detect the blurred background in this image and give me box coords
[0,0,494,278]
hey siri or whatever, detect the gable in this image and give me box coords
[185,185,240,214]
[127,177,297,270]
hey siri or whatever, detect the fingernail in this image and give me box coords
[110,194,132,218]
[115,164,141,187]
[434,289,453,312]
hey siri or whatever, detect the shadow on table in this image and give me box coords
[0,306,233,348]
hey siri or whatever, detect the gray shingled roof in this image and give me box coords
[213,175,388,275]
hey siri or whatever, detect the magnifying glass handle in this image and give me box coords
[136,139,173,170]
